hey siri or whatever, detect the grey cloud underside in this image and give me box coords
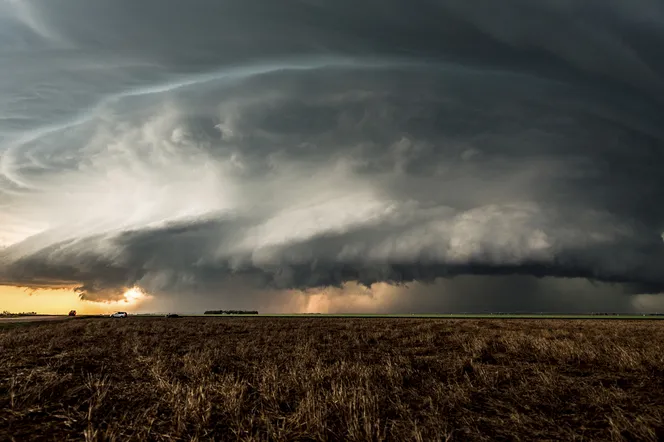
[4,216,663,300]
[1,0,664,306]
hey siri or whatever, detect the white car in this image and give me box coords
[110,311,128,318]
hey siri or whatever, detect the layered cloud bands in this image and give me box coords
[1,0,664,310]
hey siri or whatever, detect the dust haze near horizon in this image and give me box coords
[1,0,664,314]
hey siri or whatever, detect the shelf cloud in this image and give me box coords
[1,0,664,312]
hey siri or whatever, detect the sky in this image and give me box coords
[1,0,664,314]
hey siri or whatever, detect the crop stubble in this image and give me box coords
[1,318,663,441]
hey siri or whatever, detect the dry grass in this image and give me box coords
[1,318,663,441]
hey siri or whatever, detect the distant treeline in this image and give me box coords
[204,310,259,315]
[1,311,38,317]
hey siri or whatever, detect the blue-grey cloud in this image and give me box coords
[1,0,664,312]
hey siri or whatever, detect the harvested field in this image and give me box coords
[0,316,70,324]
[1,318,663,441]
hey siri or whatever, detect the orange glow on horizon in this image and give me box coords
[0,285,153,315]
[289,282,402,314]
[111,287,152,306]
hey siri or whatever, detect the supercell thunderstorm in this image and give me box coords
[1,0,664,312]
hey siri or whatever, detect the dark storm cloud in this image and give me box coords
[307,277,645,314]
[12,0,664,92]
[1,0,664,310]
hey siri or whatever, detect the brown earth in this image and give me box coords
[1,317,663,441]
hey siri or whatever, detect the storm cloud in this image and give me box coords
[1,0,664,312]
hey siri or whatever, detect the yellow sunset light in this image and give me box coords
[121,287,149,304]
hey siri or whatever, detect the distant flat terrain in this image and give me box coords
[1,317,663,441]
[0,315,68,323]
[191,313,664,319]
